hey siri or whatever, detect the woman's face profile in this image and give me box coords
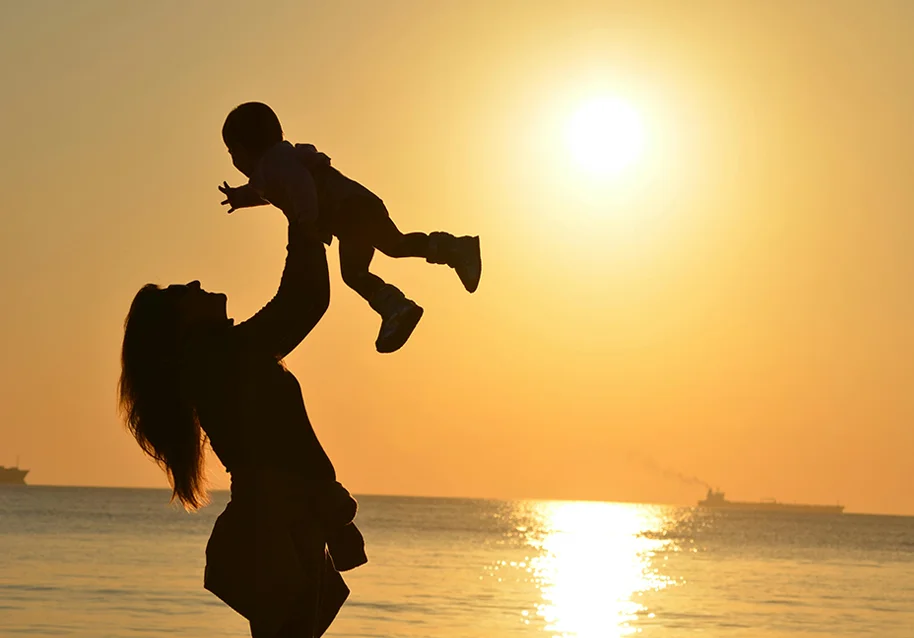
[166,280,228,327]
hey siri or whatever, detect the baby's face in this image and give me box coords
[228,146,257,178]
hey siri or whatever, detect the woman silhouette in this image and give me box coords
[119,210,365,637]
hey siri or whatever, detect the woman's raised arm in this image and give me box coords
[232,217,331,360]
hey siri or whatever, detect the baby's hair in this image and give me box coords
[222,102,284,155]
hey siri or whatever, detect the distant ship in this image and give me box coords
[698,489,844,514]
[0,464,29,485]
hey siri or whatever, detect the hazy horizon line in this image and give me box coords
[4,483,897,517]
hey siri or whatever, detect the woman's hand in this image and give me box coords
[218,182,268,214]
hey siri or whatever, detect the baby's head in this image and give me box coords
[222,102,284,177]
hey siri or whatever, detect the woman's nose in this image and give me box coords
[187,280,201,291]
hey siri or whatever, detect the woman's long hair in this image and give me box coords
[119,284,207,510]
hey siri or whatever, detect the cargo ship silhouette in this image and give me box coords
[698,489,844,514]
[0,462,29,485]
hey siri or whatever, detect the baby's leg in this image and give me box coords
[358,201,482,292]
[339,238,423,353]
[369,215,430,259]
[338,239,385,302]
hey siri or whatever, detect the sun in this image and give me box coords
[566,97,645,177]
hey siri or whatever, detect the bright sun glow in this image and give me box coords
[566,97,646,176]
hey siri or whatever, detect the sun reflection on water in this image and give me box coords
[523,501,678,637]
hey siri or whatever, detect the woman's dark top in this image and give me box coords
[188,217,334,480]
[187,218,364,635]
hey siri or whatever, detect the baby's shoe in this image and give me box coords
[427,232,482,293]
[369,284,424,353]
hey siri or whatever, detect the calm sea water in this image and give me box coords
[1,487,913,637]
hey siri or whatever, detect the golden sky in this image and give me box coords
[2,1,913,515]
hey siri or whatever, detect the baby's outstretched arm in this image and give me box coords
[218,182,269,214]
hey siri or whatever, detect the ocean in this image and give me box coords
[1,487,913,637]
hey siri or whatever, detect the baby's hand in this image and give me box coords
[218,182,268,214]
